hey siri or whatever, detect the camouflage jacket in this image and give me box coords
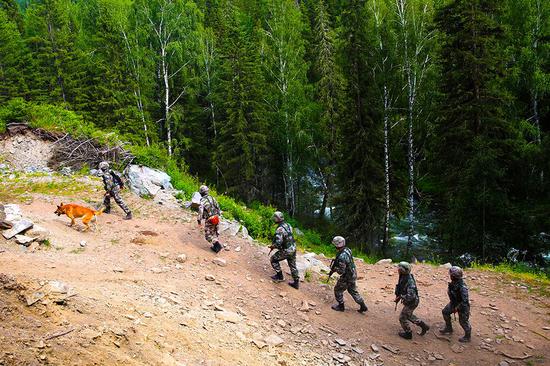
[198,195,220,221]
[395,273,419,305]
[447,279,470,307]
[332,247,357,280]
[101,170,123,192]
[272,222,296,253]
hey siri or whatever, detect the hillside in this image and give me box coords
[1,173,549,366]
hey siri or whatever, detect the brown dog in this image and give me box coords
[54,203,104,231]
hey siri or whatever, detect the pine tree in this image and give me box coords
[23,0,82,104]
[433,0,520,259]
[213,4,268,202]
[310,0,347,219]
[335,0,384,250]
[0,7,28,103]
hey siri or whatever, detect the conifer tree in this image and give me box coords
[0,7,28,103]
[336,0,384,249]
[433,0,520,259]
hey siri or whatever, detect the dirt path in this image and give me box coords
[1,189,549,366]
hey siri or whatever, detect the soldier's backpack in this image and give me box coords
[203,196,221,225]
[110,170,125,189]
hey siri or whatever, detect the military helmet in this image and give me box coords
[99,161,109,171]
[397,261,412,274]
[272,211,284,223]
[199,185,209,196]
[449,266,463,279]
[332,236,346,248]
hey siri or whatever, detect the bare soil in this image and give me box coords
[0,184,549,366]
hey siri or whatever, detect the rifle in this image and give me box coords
[268,245,275,256]
[394,296,400,311]
[325,259,335,283]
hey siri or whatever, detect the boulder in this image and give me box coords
[440,262,452,269]
[3,204,22,222]
[2,219,33,239]
[212,258,227,267]
[294,252,331,280]
[376,258,392,265]
[125,165,173,197]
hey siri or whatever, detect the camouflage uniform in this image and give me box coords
[270,222,299,282]
[198,194,221,246]
[395,273,426,333]
[101,170,131,216]
[333,247,364,306]
[442,278,471,335]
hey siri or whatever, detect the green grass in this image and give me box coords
[471,262,550,297]
[0,173,99,201]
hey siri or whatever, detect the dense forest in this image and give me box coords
[0,0,549,263]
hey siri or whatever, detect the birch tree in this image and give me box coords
[136,0,201,156]
[262,0,310,215]
[394,0,434,257]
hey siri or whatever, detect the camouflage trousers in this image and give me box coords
[334,276,364,305]
[204,221,219,244]
[442,303,471,333]
[399,300,423,332]
[104,187,131,215]
[271,250,299,281]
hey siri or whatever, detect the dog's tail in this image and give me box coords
[95,207,105,216]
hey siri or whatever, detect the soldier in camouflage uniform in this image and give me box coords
[329,236,368,313]
[98,161,132,220]
[197,185,223,253]
[269,211,300,289]
[394,262,430,339]
[440,266,472,342]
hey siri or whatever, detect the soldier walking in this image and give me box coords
[394,262,430,339]
[197,185,223,253]
[98,161,132,220]
[269,211,300,289]
[440,266,472,342]
[329,236,368,313]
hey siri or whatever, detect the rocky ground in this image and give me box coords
[0,176,549,366]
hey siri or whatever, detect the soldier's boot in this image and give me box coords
[439,324,453,335]
[357,301,368,313]
[398,331,413,340]
[124,212,132,220]
[211,241,222,253]
[288,280,299,290]
[459,330,471,343]
[331,303,345,312]
[419,321,430,336]
[271,271,284,282]
[103,208,111,214]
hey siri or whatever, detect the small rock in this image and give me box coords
[80,240,87,247]
[252,339,267,349]
[143,312,153,318]
[440,263,452,269]
[264,334,284,347]
[113,267,124,273]
[15,234,35,246]
[176,254,187,263]
[205,274,215,281]
[277,320,287,328]
[299,300,310,312]
[371,344,379,353]
[212,258,227,267]
[215,311,241,323]
[498,361,509,366]
[334,338,347,346]
[235,246,241,252]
